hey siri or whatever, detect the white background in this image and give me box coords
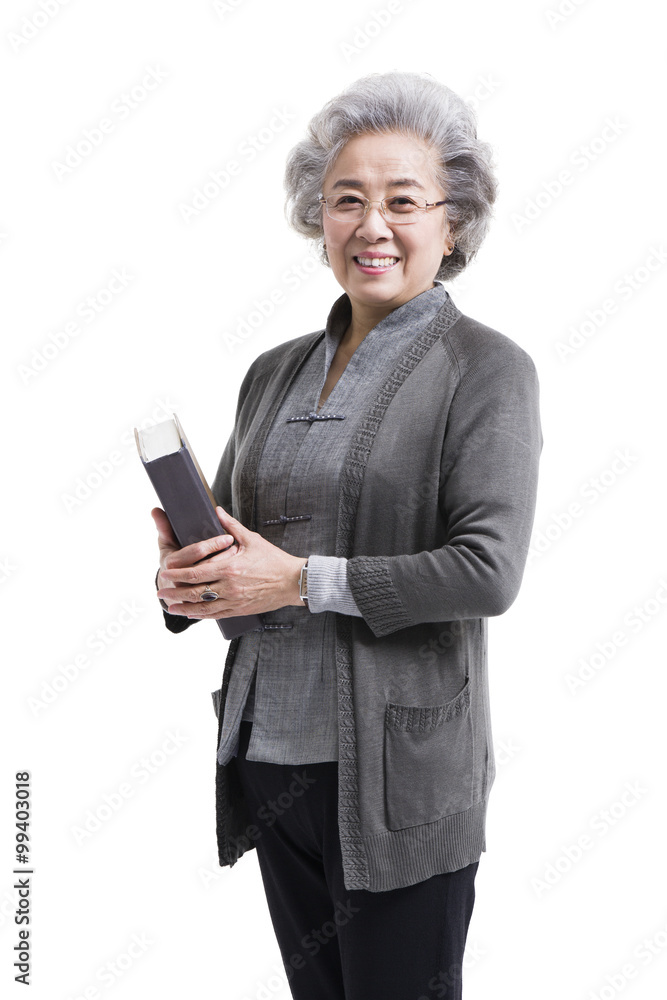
[2,1,666,998]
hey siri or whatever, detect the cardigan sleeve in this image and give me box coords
[346,354,543,638]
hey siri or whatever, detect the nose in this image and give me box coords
[354,203,393,242]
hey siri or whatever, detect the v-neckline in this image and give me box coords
[317,339,360,411]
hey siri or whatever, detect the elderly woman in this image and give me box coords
[152,71,542,1000]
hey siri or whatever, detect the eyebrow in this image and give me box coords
[330,177,426,191]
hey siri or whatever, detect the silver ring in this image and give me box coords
[200,585,219,603]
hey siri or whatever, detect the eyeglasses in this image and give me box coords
[318,193,452,224]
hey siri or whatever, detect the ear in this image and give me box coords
[442,217,454,256]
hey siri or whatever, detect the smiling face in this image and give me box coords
[320,131,453,323]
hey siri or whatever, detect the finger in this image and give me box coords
[172,598,230,618]
[157,580,226,606]
[151,507,179,548]
[214,506,250,546]
[162,532,236,572]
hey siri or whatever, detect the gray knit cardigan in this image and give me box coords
[202,293,541,892]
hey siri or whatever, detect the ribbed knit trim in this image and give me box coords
[334,615,370,888]
[347,555,414,635]
[329,296,463,890]
[338,296,461,642]
[335,296,460,560]
[363,799,487,892]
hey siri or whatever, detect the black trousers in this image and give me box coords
[234,719,478,1000]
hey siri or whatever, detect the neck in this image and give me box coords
[340,310,390,351]
[342,284,436,351]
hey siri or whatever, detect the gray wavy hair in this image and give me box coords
[283,71,498,281]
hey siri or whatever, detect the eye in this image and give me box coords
[386,196,419,212]
[333,195,364,209]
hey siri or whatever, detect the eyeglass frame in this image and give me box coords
[318,192,453,225]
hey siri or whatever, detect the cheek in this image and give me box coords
[323,222,345,254]
[403,236,435,263]
[322,216,336,246]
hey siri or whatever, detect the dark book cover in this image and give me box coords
[136,415,264,640]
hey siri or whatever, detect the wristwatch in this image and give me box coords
[298,559,309,607]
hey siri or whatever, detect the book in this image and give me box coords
[135,413,264,640]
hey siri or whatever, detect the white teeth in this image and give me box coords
[356,256,399,267]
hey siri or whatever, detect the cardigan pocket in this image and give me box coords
[383,677,473,831]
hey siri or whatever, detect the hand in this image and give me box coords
[151,506,227,591]
[151,505,236,610]
[155,506,307,619]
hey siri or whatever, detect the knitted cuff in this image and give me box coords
[347,555,414,637]
[306,555,363,616]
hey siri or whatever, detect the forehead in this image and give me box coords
[324,131,439,189]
